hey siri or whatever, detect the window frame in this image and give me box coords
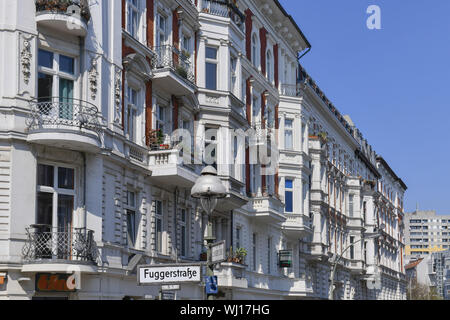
[36,163,77,232]
[126,0,141,39]
[38,48,78,103]
[205,46,218,90]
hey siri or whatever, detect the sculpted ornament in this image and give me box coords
[21,39,32,84]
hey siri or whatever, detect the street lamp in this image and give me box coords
[328,224,385,300]
[191,166,227,300]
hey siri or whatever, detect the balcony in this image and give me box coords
[22,225,98,273]
[35,0,91,37]
[151,45,196,96]
[26,98,104,152]
[251,196,285,223]
[281,214,312,239]
[148,147,199,188]
[280,83,301,97]
[200,0,245,32]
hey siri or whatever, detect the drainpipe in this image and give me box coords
[297,47,311,61]
[174,188,178,259]
[82,152,87,234]
[230,210,233,251]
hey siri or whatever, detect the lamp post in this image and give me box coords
[191,166,227,300]
[328,224,385,300]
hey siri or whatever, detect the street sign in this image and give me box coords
[211,240,226,264]
[161,284,180,291]
[205,276,218,295]
[138,264,202,285]
[161,291,176,300]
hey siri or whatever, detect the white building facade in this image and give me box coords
[0,0,406,300]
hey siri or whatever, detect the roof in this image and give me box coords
[405,258,424,270]
[376,156,408,190]
[273,0,311,49]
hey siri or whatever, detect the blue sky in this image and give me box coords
[279,0,450,214]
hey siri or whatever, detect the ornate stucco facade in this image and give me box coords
[0,0,406,300]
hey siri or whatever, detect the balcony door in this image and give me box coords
[37,49,76,121]
[37,164,75,230]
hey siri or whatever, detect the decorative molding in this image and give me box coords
[88,56,100,100]
[114,67,122,124]
[20,37,33,85]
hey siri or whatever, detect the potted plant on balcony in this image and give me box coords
[175,65,188,80]
[235,247,247,265]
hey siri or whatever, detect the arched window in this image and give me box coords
[266,50,273,83]
[251,33,259,68]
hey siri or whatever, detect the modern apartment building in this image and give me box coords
[0,0,406,300]
[404,211,450,260]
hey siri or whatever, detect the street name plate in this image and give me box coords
[161,284,180,291]
[211,240,226,264]
[138,264,202,285]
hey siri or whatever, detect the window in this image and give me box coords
[284,119,293,150]
[350,236,355,260]
[205,47,218,90]
[204,126,218,169]
[251,34,259,68]
[126,87,138,142]
[37,164,75,234]
[252,233,257,271]
[125,191,138,248]
[127,0,140,38]
[38,49,76,118]
[156,105,166,133]
[155,200,163,253]
[180,209,188,257]
[230,55,238,96]
[236,227,241,249]
[285,179,293,213]
[181,34,191,54]
[349,195,354,217]
[252,96,259,121]
[267,237,272,274]
[266,50,273,83]
[156,13,168,47]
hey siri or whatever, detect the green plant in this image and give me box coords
[157,129,164,145]
[235,247,247,263]
[175,65,188,79]
[181,50,191,59]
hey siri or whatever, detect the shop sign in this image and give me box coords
[278,250,293,268]
[36,273,77,292]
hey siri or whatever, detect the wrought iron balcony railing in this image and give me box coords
[280,83,302,97]
[151,45,195,84]
[27,97,103,136]
[35,0,91,22]
[200,0,245,30]
[22,226,98,264]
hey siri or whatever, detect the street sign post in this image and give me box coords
[211,240,226,264]
[138,264,202,285]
